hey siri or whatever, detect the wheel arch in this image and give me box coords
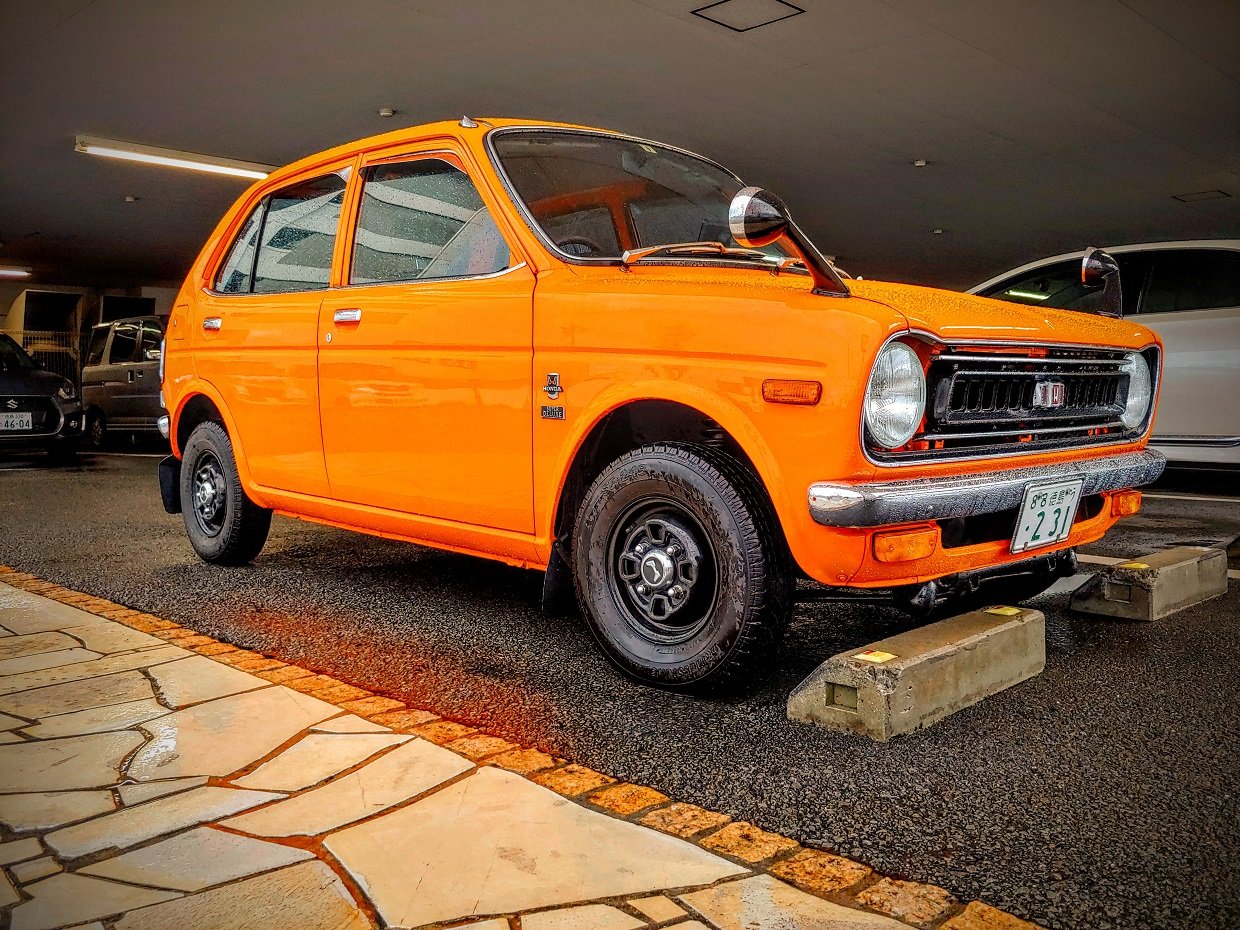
[170,382,261,499]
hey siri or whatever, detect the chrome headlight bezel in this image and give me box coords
[1119,351,1153,431]
[863,340,927,450]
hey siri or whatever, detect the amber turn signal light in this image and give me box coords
[762,379,822,405]
[1110,490,1142,517]
[873,527,937,563]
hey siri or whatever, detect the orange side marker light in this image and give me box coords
[873,527,937,563]
[762,379,822,405]
[1110,490,1142,517]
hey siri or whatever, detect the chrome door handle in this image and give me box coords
[202,317,222,331]
[333,308,363,324]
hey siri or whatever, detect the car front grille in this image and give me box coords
[869,344,1158,462]
[0,396,60,435]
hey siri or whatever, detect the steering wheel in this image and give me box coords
[556,236,604,257]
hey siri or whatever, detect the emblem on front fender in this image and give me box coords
[543,373,563,400]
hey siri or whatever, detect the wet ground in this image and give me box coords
[1,452,1237,930]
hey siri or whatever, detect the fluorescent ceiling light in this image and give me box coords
[75,135,275,180]
[0,268,31,278]
[1006,289,1051,301]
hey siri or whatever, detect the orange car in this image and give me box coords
[157,118,1164,690]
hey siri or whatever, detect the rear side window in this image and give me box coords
[981,254,1146,313]
[254,173,348,294]
[1141,249,1240,313]
[106,322,140,364]
[139,320,162,361]
[350,159,511,284]
[214,204,263,293]
[84,327,108,367]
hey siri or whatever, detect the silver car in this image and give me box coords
[970,240,1240,467]
[81,316,165,448]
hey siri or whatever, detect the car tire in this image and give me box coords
[86,412,106,450]
[179,421,271,565]
[571,442,792,692]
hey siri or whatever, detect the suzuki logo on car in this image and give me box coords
[4,399,16,410]
[1032,380,1066,408]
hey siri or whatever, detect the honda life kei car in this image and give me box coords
[157,118,1165,691]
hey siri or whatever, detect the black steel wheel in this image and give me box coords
[86,412,106,449]
[572,442,792,692]
[179,421,271,565]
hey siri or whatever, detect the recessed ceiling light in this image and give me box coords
[75,135,275,180]
[692,0,804,32]
[1172,189,1230,202]
[0,268,31,278]
[124,195,140,203]
[913,159,929,167]
[377,107,396,118]
[932,228,945,234]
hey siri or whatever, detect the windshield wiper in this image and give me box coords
[619,240,770,268]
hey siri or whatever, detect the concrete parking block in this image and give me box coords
[787,607,1046,741]
[1070,545,1228,621]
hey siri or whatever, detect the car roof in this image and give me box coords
[968,239,1240,293]
[92,315,162,328]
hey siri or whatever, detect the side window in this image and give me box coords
[980,260,1088,308]
[214,203,263,293]
[253,173,348,294]
[350,158,511,284]
[139,321,163,361]
[106,322,140,364]
[84,327,108,367]
[1141,249,1240,314]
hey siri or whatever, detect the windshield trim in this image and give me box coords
[484,125,785,273]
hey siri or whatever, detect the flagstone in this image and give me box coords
[224,738,471,837]
[0,731,22,743]
[0,837,43,864]
[9,872,180,930]
[0,593,104,635]
[0,670,154,718]
[0,871,17,909]
[630,895,688,922]
[21,698,167,739]
[0,631,81,661]
[63,622,167,654]
[147,655,268,708]
[112,860,372,930]
[523,904,645,930]
[0,711,27,730]
[82,825,314,891]
[0,790,116,831]
[310,714,390,733]
[118,776,208,805]
[45,786,284,859]
[0,730,143,792]
[125,686,339,780]
[0,645,187,696]
[679,874,911,930]
[0,647,103,676]
[325,767,745,928]
[233,732,410,792]
[10,856,61,883]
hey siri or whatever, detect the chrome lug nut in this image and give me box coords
[636,584,649,597]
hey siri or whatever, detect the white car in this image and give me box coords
[970,240,1240,467]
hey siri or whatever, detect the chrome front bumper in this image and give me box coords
[808,449,1166,528]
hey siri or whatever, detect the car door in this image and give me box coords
[99,320,142,426]
[133,319,164,427]
[1135,248,1240,445]
[193,166,351,497]
[317,149,535,532]
[80,324,111,420]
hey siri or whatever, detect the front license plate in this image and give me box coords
[0,413,33,431]
[1011,477,1084,554]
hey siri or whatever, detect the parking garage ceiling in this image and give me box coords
[1,0,1237,290]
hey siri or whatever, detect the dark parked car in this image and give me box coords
[81,316,165,448]
[0,332,84,461]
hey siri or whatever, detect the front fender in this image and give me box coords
[169,379,266,507]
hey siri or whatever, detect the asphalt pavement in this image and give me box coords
[1,451,1237,930]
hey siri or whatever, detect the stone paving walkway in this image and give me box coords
[0,575,1039,930]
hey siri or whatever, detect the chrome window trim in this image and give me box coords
[201,261,528,299]
[483,125,800,276]
[860,331,1162,468]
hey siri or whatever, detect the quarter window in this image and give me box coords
[1141,249,1240,313]
[139,320,163,361]
[84,327,108,367]
[350,158,511,284]
[106,322,140,364]
[214,203,263,293]
[254,173,348,294]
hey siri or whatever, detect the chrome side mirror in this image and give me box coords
[1081,247,1122,318]
[728,187,849,297]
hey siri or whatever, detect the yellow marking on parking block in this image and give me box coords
[984,606,1022,617]
[1119,561,1150,569]
[853,650,896,664]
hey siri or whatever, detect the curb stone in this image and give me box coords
[0,565,1047,930]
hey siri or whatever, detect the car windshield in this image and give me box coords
[0,334,36,371]
[492,129,792,264]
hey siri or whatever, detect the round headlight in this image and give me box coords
[56,381,76,401]
[1120,351,1152,430]
[864,341,926,449]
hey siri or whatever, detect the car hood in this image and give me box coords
[0,368,67,396]
[847,279,1157,349]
